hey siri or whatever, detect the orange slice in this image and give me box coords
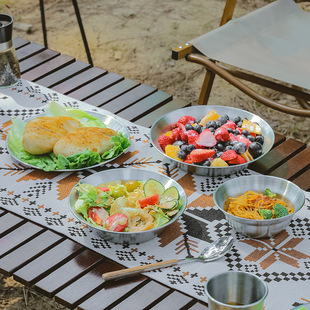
[199,110,220,126]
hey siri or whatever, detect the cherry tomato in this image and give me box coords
[125,180,140,192]
[105,213,129,232]
[88,207,109,226]
[138,193,159,208]
[98,186,110,192]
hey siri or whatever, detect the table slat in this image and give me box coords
[148,290,194,310]
[108,281,170,310]
[51,67,107,94]
[20,49,60,73]
[250,138,306,174]
[0,212,25,237]
[117,90,172,122]
[268,147,310,182]
[86,79,139,107]
[291,169,310,191]
[22,54,76,82]
[100,84,157,114]
[13,37,30,49]
[34,249,103,297]
[0,230,63,276]
[16,42,45,61]
[13,239,84,286]
[77,277,146,310]
[55,259,134,308]
[188,302,209,309]
[34,60,91,88]
[67,72,124,101]
[0,221,43,258]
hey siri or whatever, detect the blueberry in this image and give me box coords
[233,116,242,124]
[173,141,185,146]
[203,161,211,166]
[227,127,233,133]
[216,143,224,151]
[195,118,202,124]
[216,121,222,128]
[242,130,249,136]
[247,135,255,142]
[255,135,264,145]
[225,145,233,150]
[193,124,202,133]
[236,121,243,128]
[177,150,187,160]
[217,115,229,125]
[233,129,239,135]
[248,142,263,158]
[185,124,192,131]
[209,127,215,133]
[206,120,216,128]
[188,144,196,151]
[216,151,223,158]
[195,160,206,166]
[180,144,189,153]
[232,142,247,154]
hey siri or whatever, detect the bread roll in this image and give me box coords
[22,116,82,155]
[53,127,118,157]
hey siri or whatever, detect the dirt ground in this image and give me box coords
[0,0,309,309]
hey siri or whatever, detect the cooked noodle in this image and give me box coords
[226,190,294,220]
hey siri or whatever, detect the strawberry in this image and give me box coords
[229,133,238,142]
[196,128,217,147]
[220,150,238,161]
[184,154,193,164]
[235,127,243,135]
[190,149,216,163]
[228,154,247,165]
[158,135,172,151]
[177,115,196,126]
[170,128,181,142]
[177,123,188,142]
[221,120,236,130]
[236,135,251,147]
[214,127,230,142]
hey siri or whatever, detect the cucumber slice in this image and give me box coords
[159,186,180,204]
[159,200,178,209]
[144,179,165,197]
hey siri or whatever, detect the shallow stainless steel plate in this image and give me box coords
[150,105,274,176]
[6,109,130,172]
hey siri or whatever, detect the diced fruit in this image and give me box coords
[171,128,181,142]
[184,154,193,164]
[177,115,196,126]
[196,128,217,147]
[105,213,129,231]
[220,150,238,161]
[144,179,165,197]
[241,150,253,161]
[138,193,160,208]
[248,141,263,158]
[214,127,230,142]
[190,149,216,163]
[165,145,183,161]
[98,186,110,192]
[210,158,229,167]
[235,135,251,147]
[228,154,247,165]
[229,133,238,142]
[221,120,236,130]
[158,135,172,151]
[177,123,188,142]
[241,119,262,135]
[165,131,172,137]
[199,110,220,126]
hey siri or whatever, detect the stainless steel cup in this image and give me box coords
[0,14,20,87]
[205,271,268,310]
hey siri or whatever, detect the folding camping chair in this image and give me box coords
[172,0,310,117]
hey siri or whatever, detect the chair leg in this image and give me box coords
[39,0,48,47]
[220,0,237,26]
[197,69,215,105]
[72,0,93,66]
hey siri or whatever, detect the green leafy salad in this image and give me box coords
[74,178,183,232]
[7,102,131,171]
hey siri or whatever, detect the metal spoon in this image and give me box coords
[102,236,234,281]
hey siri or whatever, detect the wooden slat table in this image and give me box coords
[0,38,309,310]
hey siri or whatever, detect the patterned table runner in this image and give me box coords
[0,79,309,309]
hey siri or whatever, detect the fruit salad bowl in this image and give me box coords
[150,105,274,176]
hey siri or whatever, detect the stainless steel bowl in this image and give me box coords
[150,105,274,176]
[6,110,130,171]
[68,168,187,244]
[213,175,305,238]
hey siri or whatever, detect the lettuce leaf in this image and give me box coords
[7,102,131,171]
